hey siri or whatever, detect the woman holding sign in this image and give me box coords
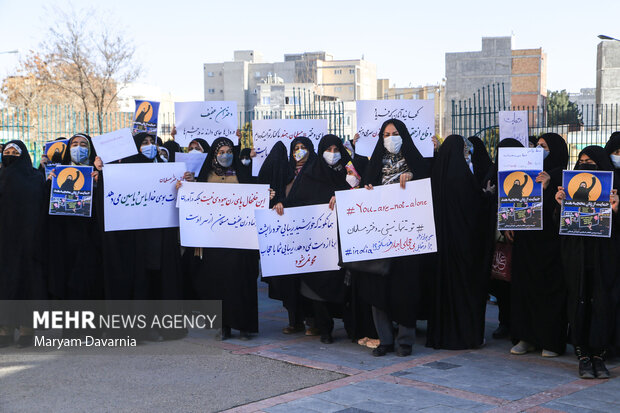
[193,137,259,340]
[360,119,431,357]
[45,133,104,307]
[280,134,354,344]
[555,146,619,379]
[509,133,568,358]
[605,131,620,354]
[0,140,46,348]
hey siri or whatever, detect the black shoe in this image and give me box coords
[320,334,333,344]
[492,324,510,339]
[216,326,232,341]
[592,356,610,379]
[16,335,33,348]
[239,331,251,341]
[372,344,394,357]
[396,344,412,357]
[578,357,595,379]
[0,335,12,348]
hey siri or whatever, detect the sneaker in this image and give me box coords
[542,349,559,358]
[305,327,320,336]
[216,326,232,341]
[492,325,510,339]
[592,356,610,379]
[510,341,535,355]
[579,357,595,379]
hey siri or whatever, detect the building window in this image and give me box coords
[207,71,214,77]
[335,87,342,92]
[349,69,355,74]
[255,71,261,77]
[262,97,271,105]
[334,69,342,75]
[349,86,354,91]
[396,94,403,99]
[208,88,215,94]
[345,116,351,126]
[427,92,435,99]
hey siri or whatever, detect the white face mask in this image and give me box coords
[323,151,341,166]
[384,135,402,154]
[346,174,360,188]
[189,149,201,154]
[241,159,251,166]
[611,154,620,168]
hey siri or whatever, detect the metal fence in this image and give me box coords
[0,96,345,166]
[451,85,620,165]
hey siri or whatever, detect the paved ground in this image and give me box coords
[1,282,620,412]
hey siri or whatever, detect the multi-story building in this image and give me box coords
[596,40,620,106]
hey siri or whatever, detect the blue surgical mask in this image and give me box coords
[611,154,620,169]
[141,144,158,159]
[323,151,341,166]
[70,146,89,164]
[217,153,234,167]
[537,145,550,159]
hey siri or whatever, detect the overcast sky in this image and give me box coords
[1,0,618,101]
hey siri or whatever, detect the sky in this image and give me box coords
[1,0,619,101]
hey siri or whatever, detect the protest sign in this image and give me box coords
[559,170,613,237]
[132,100,159,135]
[44,139,69,163]
[174,101,238,147]
[335,178,437,262]
[255,204,340,277]
[103,162,186,231]
[91,128,139,164]
[497,148,544,230]
[175,152,208,176]
[251,119,327,176]
[355,100,435,157]
[177,182,269,249]
[499,110,529,148]
[49,165,93,217]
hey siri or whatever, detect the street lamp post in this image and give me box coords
[598,35,620,42]
[0,50,19,55]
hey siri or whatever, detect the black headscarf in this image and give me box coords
[468,136,492,186]
[528,136,538,148]
[483,138,523,188]
[258,141,293,207]
[574,145,614,172]
[163,140,181,162]
[60,133,97,166]
[196,137,248,182]
[123,132,162,163]
[362,118,428,186]
[288,136,317,172]
[604,131,620,157]
[284,134,352,207]
[539,133,568,172]
[189,138,210,154]
[237,147,256,183]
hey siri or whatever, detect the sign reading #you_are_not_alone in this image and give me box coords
[335,178,437,262]
[255,204,340,277]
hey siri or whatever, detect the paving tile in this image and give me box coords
[268,397,345,413]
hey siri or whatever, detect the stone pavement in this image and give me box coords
[1,282,619,412]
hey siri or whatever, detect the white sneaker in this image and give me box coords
[542,349,559,358]
[510,340,535,355]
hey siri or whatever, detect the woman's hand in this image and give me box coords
[236,129,242,139]
[536,171,551,189]
[504,230,514,243]
[171,125,177,138]
[269,188,275,200]
[47,169,56,181]
[365,184,373,190]
[329,196,336,210]
[175,180,183,190]
[432,135,439,151]
[399,172,413,189]
[483,180,496,194]
[94,156,103,171]
[353,133,359,147]
[555,186,566,205]
[610,189,618,213]
[273,202,284,216]
[250,148,257,158]
[91,170,99,183]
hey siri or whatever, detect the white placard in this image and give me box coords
[177,182,269,249]
[103,162,186,231]
[355,100,435,158]
[498,148,544,172]
[335,179,437,262]
[251,119,328,176]
[174,101,238,147]
[91,128,139,163]
[499,110,529,148]
[255,205,340,277]
[175,152,208,176]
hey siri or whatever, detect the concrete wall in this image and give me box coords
[596,41,620,106]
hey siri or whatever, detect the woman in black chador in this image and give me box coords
[555,146,619,379]
[359,119,432,357]
[0,140,46,348]
[427,135,487,350]
[572,176,597,202]
[60,170,81,191]
[509,133,568,358]
[508,174,528,198]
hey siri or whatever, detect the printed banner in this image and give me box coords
[335,178,437,263]
[177,182,269,249]
[497,148,544,230]
[103,162,186,231]
[255,204,340,277]
[251,119,328,176]
[49,165,93,217]
[44,139,69,163]
[355,100,435,158]
[499,110,529,148]
[132,100,160,135]
[175,152,208,177]
[559,170,613,237]
[174,101,238,147]
[91,128,139,164]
